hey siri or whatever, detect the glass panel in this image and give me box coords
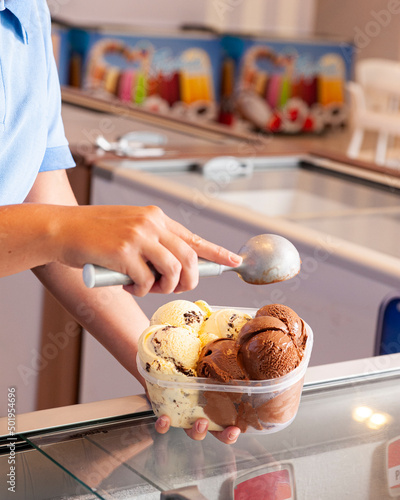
[0,446,95,500]
[24,371,400,499]
[23,416,161,499]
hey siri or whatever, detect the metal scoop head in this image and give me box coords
[233,233,301,284]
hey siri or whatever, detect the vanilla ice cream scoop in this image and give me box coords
[199,308,251,340]
[138,324,201,377]
[150,300,205,335]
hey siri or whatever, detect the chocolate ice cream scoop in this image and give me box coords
[239,329,301,379]
[236,316,300,379]
[256,303,307,350]
[236,316,288,347]
[197,339,247,382]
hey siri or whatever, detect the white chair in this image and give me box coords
[347,58,400,165]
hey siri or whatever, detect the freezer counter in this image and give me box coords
[1,353,400,499]
[77,152,400,404]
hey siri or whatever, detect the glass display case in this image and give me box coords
[1,354,400,499]
[2,100,400,499]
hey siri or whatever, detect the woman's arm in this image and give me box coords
[25,170,149,385]
[19,169,241,443]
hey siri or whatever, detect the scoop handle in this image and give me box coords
[82,260,230,288]
[83,264,135,288]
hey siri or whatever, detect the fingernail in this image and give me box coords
[158,416,168,428]
[228,429,240,441]
[196,421,208,434]
[229,253,242,265]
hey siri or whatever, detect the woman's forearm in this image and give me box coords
[33,261,150,386]
[0,203,60,276]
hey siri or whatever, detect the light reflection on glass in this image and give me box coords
[352,406,373,422]
[367,413,388,430]
[353,406,390,429]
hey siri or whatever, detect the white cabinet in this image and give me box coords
[0,272,44,415]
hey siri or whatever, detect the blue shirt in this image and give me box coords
[0,0,75,205]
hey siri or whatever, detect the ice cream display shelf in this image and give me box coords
[1,353,400,499]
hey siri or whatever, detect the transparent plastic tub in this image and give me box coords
[137,311,313,434]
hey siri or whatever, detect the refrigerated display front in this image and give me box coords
[1,354,400,499]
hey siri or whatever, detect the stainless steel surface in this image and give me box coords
[82,234,301,288]
[98,155,400,279]
[0,395,151,437]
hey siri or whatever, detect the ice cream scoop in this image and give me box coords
[138,323,201,377]
[197,339,247,382]
[82,234,301,288]
[256,303,307,350]
[237,316,301,379]
[150,299,205,335]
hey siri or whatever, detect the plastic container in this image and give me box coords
[137,314,313,434]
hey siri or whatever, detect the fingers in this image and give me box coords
[184,419,209,441]
[210,426,240,445]
[71,204,241,296]
[190,235,242,268]
[164,217,242,268]
[155,416,241,445]
[143,231,199,294]
[155,415,170,435]
[123,254,159,297]
[127,247,182,296]
[114,206,197,295]
[156,416,209,440]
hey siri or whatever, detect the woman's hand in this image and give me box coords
[52,204,242,296]
[155,415,241,444]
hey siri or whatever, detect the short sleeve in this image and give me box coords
[39,7,75,173]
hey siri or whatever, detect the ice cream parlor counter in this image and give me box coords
[34,96,400,407]
[1,95,400,499]
[1,352,400,499]
[2,95,400,415]
[77,134,400,405]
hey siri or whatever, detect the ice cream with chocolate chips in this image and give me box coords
[138,320,209,428]
[199,308,251,340]
[150,299,206,335]
[137,300,311,432]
